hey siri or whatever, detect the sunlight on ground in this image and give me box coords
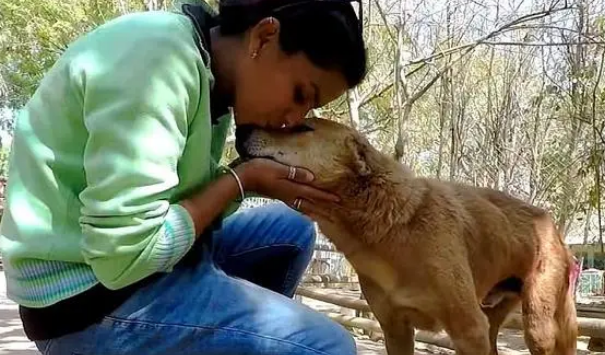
[0,273,597,355]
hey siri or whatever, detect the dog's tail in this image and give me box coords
[554,250,579,354]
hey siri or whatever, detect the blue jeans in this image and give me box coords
[34,202,356,355]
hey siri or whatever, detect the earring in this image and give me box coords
[251,50,259,59]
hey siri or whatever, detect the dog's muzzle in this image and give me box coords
[234,125,257,159]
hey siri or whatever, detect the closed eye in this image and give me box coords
[289,124,314,133]
[294,85,306,106]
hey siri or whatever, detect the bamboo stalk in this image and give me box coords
[296,287,605,338]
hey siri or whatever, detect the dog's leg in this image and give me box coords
[522,283,558,354]
[358,276,415,355]
[436,267,490,355]
[482,296,521,355]
[522,253,577,355]
[442,302,490,355]
[553,273,577,355]
[383,320,415,355]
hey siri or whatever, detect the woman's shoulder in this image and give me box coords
[61,10,206,84]
[78,11,196,48]
[55,11,198,69]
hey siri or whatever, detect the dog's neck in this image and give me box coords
[329,148,426,245]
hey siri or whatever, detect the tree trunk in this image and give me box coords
[557,1,586,233]
[393,0,410,163]
[347,89,361,130]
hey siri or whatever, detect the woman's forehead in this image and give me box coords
[291,57,347,105]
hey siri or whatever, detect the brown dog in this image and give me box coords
[235,118,578,355]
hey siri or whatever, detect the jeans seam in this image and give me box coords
[224,243,303,295]
[281,246,303,296]
[225,243,301,258]
[42,340,54,354]
[102,316,344,355]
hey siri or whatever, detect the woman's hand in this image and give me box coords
[234,158,339,220]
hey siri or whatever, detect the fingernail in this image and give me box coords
[306,172,315,182]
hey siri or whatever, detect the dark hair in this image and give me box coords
[218,0,367,88]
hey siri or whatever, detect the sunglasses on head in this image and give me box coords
[270,0,364,36]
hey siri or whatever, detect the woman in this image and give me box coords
[0,0,366,354]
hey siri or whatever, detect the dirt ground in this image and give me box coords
[0,275,599,355]
[298,287,596,355]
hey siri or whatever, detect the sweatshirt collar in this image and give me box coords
[182,3,230,124]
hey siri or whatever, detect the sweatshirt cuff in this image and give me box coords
[150,203,195,272]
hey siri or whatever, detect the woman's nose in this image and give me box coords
[284,107,309,127]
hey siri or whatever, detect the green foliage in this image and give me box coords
[0,147,10,178]
[595,15,605,34]
[0,0,160,107]
[0,0,603,238]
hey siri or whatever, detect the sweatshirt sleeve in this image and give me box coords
[75,14,205,290]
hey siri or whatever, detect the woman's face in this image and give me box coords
[232,18,348,129]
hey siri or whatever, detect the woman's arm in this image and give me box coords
[180,158,340,237]
[180,159,338,236]
[76,15,211,291]
[179,172,241,237]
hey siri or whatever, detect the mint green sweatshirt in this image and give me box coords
[0,10,237,307]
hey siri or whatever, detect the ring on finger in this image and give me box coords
[293,198,303,210]
[288,166,297,180]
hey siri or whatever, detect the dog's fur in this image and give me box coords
[235,118,578,355]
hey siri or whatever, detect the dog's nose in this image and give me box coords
[235,125,255,144]
[235,125,256,157]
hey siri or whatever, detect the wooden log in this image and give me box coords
[299,284,605,318]
[301,281,360,285]
[296,287,605,338]
[503,312,605,339]
[577,304,605,319]
[296,287,372,312]
[314,244,339,252]
[324,313,524,354]
[323,312,454,350]
[588,337,605,351]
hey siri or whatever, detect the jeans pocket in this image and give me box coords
[34,339,53,354]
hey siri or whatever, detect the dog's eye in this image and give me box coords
[289,124,314,133]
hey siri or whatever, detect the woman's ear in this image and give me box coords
[247,17,281,59]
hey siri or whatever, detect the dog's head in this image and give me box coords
[235,117,421,244]
[235,117,377,192]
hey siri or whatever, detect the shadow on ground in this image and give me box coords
[0,305,39,355]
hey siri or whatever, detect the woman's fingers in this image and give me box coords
[245,158,340,203]
[293,198,337,223]
[291,197,304,211]
[284,165,314,184]
[255,159,316,186]
[295,184,340,203]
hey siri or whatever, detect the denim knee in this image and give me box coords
[310,316,357,355]
[271,202,316,252]
[264,203,317,295]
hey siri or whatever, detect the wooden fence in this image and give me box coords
[295,287,605,351]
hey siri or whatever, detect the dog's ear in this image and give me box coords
[345,135,371,176]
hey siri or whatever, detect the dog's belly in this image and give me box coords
[394,306,442,332]
[385,288,447,332]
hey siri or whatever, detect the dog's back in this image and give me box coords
[443,182,566,292]
[447,182,577,354]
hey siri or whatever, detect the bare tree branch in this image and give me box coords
[482,40,605,46]
[406,5,575,66]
